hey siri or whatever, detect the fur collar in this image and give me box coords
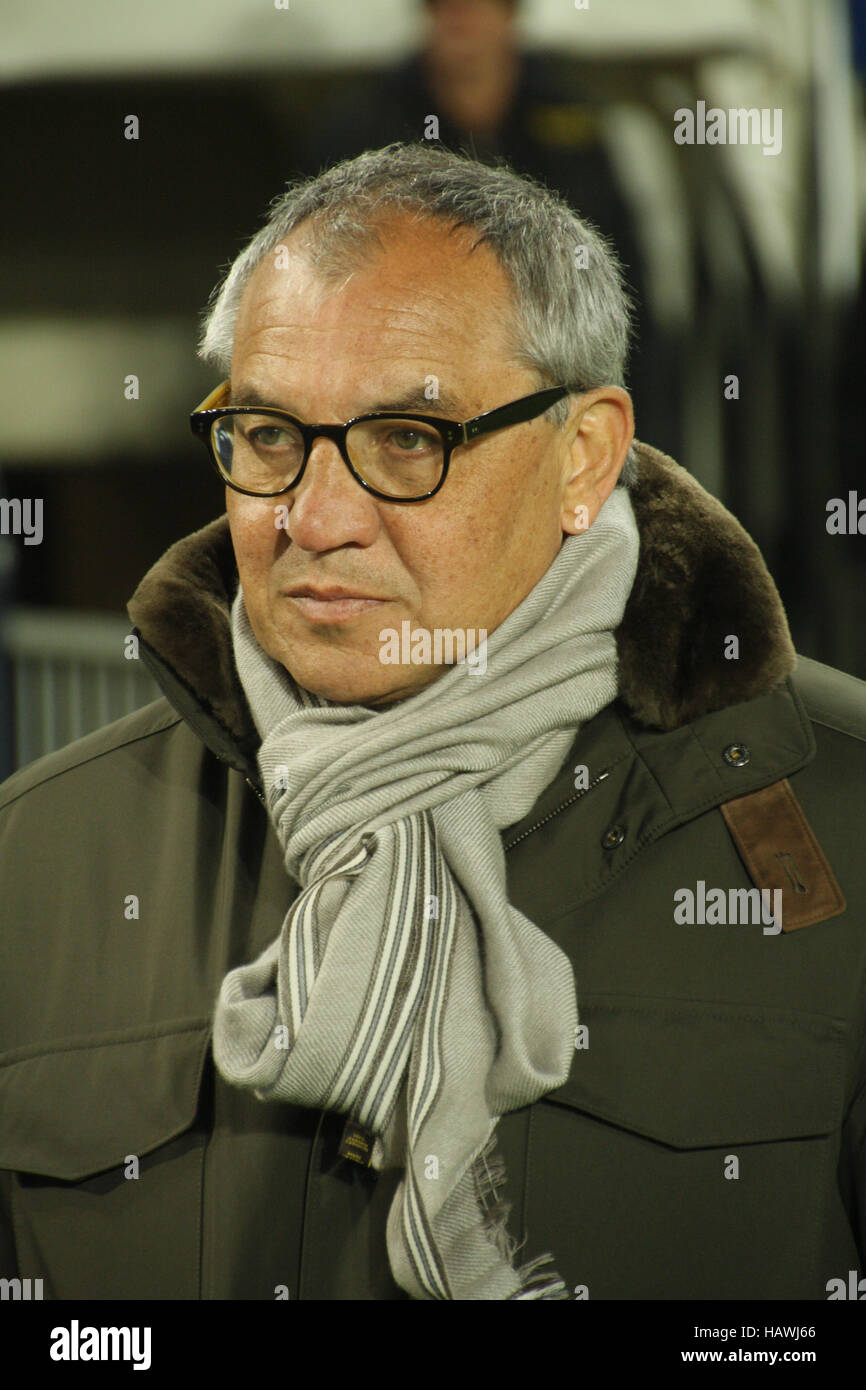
[127,441,796,750]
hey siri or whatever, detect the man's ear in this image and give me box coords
[560,387,634,536]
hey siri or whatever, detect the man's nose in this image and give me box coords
[280,436,381,551]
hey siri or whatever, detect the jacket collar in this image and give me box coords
[127,440,802,784]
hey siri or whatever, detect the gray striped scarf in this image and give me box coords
[214,487,640,1299]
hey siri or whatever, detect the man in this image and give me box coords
[0,142,864,1302]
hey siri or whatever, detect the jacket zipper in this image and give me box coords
[504,769,610,853]
[197,740,267,808]
[245,776,267,808]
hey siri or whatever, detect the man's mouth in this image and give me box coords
[284,585,388,623]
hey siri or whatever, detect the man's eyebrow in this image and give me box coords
[229,384,465,417]
[368,385,464,416]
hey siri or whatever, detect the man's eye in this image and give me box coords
[246,425,293,449]
[384,428,437,453]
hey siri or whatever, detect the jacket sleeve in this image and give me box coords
[0,1170,19,1278]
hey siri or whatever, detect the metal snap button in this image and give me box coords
[723,743,751,767]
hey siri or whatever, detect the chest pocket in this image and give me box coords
[524,996,852,1300]
[0,1020,211,1300]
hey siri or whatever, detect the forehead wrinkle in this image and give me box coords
[230,375,466,418]
[241,250,517,364]
[255,303,476,350]
[237,318,490,397]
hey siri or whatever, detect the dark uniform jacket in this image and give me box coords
[1,441,865,1300]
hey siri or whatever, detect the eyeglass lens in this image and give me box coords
[211,412,446,498]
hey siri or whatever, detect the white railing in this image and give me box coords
[0,607,161,771]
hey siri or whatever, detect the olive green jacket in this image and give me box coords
[1,442,865,1300]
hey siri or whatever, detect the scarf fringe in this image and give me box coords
[470,1131,571,1301]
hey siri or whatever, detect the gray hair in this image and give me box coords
[198,141,639,487]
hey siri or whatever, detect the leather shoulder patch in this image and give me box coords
[720,778,846,932]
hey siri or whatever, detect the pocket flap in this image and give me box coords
[0,1020,211,1180]
[546,996,847,1148]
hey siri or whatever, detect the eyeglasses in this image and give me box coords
[189,380,575,502]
